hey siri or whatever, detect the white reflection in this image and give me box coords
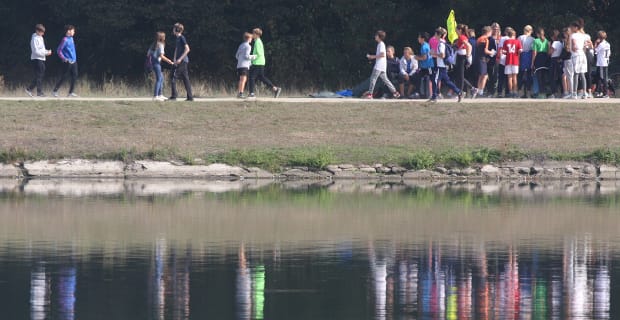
[30,265,50,320]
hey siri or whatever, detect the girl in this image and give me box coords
[149,32,174,101]
[531,27,550,98]
[235,32,255,98]
[594,31,611,98]
[548,29,564,98]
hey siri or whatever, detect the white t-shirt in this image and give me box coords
[374,41,387,72]
[595,40,611,67]
[436,41,447,68]
[550,41,563,58]
[156,43,165,62]
[518,35,534,52]
[571,32,586,56]
[499,36,509,65]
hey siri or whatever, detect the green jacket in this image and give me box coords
[252,38,265,66]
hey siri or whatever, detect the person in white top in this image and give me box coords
[594,30,611,98]
[365,30,400,99]
[398,47,418,97]
[429,27,462,102]
[570,21,590,98]
[25,24,52,97]
[548,29,564,97]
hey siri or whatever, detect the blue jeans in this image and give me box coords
[153,63,163,97]
[431,67,460,99]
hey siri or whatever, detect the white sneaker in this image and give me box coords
[157,95,168,101]
[52,91,59,97]
[25,89,33,97]
[68,93,79,97]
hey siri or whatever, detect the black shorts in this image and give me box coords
[237,68,249,77]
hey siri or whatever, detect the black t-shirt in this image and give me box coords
[175,35,189,63]
[487,37,497,65]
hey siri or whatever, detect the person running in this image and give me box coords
[518,25,534,98]
[502,27,522,98]
[473,26,496,98]
[531,27,550,98]
[248,28,282,98]
[169,23,193,101]
[429,27,463,103]
[399,47,419,98]
[26,24,52,97]
[52,25,79,97]
[364,30,400,99]
[149,32,174,101]
[570,21,588,99]
[235,32,256,98]
[548,29,564,98]
[415,32,434,99]
[594,30,611,98]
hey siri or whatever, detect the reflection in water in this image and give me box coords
[237,243,266,320]
[56,266,76,320]
[148,238,191,320]
[30,264,50,320]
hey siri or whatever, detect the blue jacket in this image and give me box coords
[57,36,76,63]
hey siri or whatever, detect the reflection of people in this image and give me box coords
[57,267,77,320]
[52,25,79,98]
[169,23,194,101]
[237,243,251,320]
[30,265,50,320]
[26,24,52,97]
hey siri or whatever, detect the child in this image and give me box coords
[548,29,564,98]
[594,30,611,98]
[415,32,434,99]
[386,46,400,89]
[473,26,495,98]
[531,27,550,98]
[235,32,256,98]
[570,21,589,99]
[170,23,194,101]
[248,28,282,98]
[364,30,400,99]
[429,27,463,103]
[502,27,522,98]
[518,25,534,97]
[149,32,174,101]
[52,25,78,97]
[26,24,52,97]
[399,47,418,98]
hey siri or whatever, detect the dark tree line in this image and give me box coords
[0,0,617,90]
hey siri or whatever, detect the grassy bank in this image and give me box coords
[1,99,620,170]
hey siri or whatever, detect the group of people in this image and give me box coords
[361,19,612,101]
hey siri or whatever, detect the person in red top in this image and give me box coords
[502,27,522,98]
[454,24,475,96]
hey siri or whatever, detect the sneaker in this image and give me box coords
[471,89,478,99]
[25,89,33,97]
[392,91,401,99]
[52,91,59,97]
[457,91,463,103]
[158,95,168,101]
[601,95,610,99]
[68,93,79,97]
[273,87,282,98]
[237,93,245,99]
[185,97,194,101]
[363,93,373,99]
[37,93,46,97]
[248,93,256,99]
[427,97,437,103]
[168,96,177,101]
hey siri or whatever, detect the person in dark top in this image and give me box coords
[386,46,401,92]
[169,23,194,101]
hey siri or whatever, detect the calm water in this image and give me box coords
[0,179,619,319]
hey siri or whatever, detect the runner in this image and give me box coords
[235,32,256,99]
[248,28,282,98]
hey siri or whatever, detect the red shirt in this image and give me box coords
[456,34,468,49]
[502,39,522,66]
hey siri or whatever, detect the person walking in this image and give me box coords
[169,23,193,101]
[235,32,256,98]
[248,28,282,98]
[149,32,174,101]
[364,30,400,99]
[429,28,463,103]
[52,25,79,97]
[25,24,52,97]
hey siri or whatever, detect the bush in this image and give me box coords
[405,150,436,170]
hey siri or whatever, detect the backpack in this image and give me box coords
[444,43,457,67]
[144,49,154,74]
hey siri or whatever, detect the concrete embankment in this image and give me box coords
[0,159,618,181]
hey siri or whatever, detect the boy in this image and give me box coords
[429,27,463,103]
[502,27,522,98]
[386,46,400,89]
[52,25,78,97]
[364,30,400,99]
[235,32,256,98]
[170,23,194,101]
[26,24,52,97]
[248,28,282,98]
[594,31,611,98]
[399,47,418,98]
[518,25,534,97]
[415,32,434,99]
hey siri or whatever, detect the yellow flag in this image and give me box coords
[447,10,458,44]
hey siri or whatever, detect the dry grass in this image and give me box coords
[0,100,619,164]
